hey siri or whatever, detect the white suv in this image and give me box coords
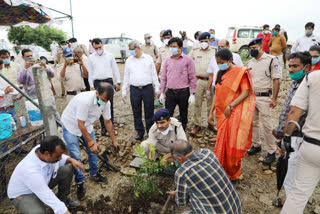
[226,26,262,58]
[101,37,134,61]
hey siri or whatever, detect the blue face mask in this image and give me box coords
[289,67,306,81]
[218,63,229,71]
[305,29,313,36]
[97,97,107,105]
[174,160,181,168]
[210,34,215,39]
[25,57,34,62]
[3,59,10,65]
[147,39,151,43]
[129,50,137,57]
[170,47,179,55]
[312,57,320,65]
[65,56,73,60]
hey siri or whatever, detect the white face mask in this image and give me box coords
[163,39,170,46]
[61,45,68,49]
[70,42,78,49]
[160,127,170,135]
[264,30,270,34]
[200,42,209,50]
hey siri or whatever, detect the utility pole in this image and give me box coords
[70,0,74,37]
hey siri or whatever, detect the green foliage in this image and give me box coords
[8,25,67,51]
[130,144,168,198]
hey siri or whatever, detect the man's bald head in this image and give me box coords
[171,139,193,158]
[218,39,230,49]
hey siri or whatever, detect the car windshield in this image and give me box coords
[226,29,235,38]
[251,30,263,38]
[238,29,250,38]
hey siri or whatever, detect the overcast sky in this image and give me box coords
[1,0,320,46]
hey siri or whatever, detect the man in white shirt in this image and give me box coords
[291,22,320,53]
[68,38,89,57]
[7,136,83,214]
[50,40,59,57]
[61,83,119,200]
[122,40,160,140]
[218,39,243,66]
[88,38,121,135]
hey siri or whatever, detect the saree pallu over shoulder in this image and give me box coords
[214,66,256,180]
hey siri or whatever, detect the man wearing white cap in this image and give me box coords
[141,33,159,64]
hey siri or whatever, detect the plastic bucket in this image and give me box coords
[26,100,43,126]
[0,114,13,140]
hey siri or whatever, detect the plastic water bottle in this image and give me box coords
[11,117,17,131]
[20,115,26,128]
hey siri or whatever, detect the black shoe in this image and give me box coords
[76,182,86,201]
[135,134,144,141]
[247,146,261,156]
[231,179,240,186]
[101,127,107,136]
[14,148,29,155]
[262,153,276,165]
[90,172,108,183]
[65,198,80,208]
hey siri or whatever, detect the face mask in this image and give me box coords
[129,50,137,57]
[305,29,313,36]
[3,59,10,65]
[174,160,181,168]
[210,34,215,39]
[66,56,73,60]
[97,98,107,105]
[147,39,151,43]
[120,39,123,42]
[218,63,229,71]
[200,42,209,50]
[289,67,306,80]
[61,45,68,49]
[70,42,78,49]
[25,57,34,62]
[96,49,103,55]
[160,127,170,135]
[272,32,277,36]
[250,49,259,57]
[264,30,269,34]
[170,47,179,55]
[15,49,19,54]
[312,57,320,65]
[164,39,169,46]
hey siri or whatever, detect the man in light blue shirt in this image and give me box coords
[209,29,220,47]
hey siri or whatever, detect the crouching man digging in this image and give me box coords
[61,82,119,200]
[139,109,187,162]
[7,136,83,214]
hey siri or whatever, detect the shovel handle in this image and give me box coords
[160,194,172,214]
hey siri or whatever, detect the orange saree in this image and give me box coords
[214,66,256,180]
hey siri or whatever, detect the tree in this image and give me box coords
[8,25,67,51]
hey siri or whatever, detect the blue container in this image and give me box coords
[28,109,42,121]
[0,113,13,140]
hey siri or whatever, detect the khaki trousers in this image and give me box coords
[252,96,277,153]
[193,79,212,126]
[281,141,320,214]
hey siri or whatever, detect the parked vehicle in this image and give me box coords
[101,37,134,60]
[21,45,54,64]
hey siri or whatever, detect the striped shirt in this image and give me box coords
[174,149,243,214]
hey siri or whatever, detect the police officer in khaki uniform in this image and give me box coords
[247,38,281,165]
[141,33,159,64]
[189,32,216,135]
[140,109,187,160]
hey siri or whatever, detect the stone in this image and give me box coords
[126,141,132,148]
[264,170,273,175]
[204,137,209,141]
[259,195,272,206]
[258,157,264,162]
[257,188,264,193]
[119,123,124,127]
[200,144,206,148]
[121,167,136,176]
[314,206,320,214]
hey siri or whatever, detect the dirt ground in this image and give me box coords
[1,63,320,214]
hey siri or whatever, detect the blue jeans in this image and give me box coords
[0,108,20,152]
[62,126,98,183]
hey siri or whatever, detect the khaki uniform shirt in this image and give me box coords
[59,63,85,92]
[156,46,171,68]
[189,47,216,78]
[141,43,158,63]
[247,53,280,92]
[291,70,320,140]
[148,118,187,153]
[2,62,20,85]
[55,48,65,65]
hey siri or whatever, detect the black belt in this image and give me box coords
[131,84,151,90]
[66,90,85,96]
[303,136,320,146]
[254,92,270,97]
[167,87,189,93]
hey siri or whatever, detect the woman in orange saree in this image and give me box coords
[209,48,256,182]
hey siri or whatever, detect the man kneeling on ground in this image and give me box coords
[140,108,187,161]
[7,136,83,214]
[167,139,243,214]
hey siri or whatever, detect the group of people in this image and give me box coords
[1,21,320,214]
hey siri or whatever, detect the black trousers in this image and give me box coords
[165,88,190,130]
[94,78,114,129]
[130,84,154,137]
[83,77,90,91]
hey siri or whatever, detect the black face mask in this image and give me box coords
[250,49,259,57]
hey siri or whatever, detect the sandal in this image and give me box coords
[272,198,284,208]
